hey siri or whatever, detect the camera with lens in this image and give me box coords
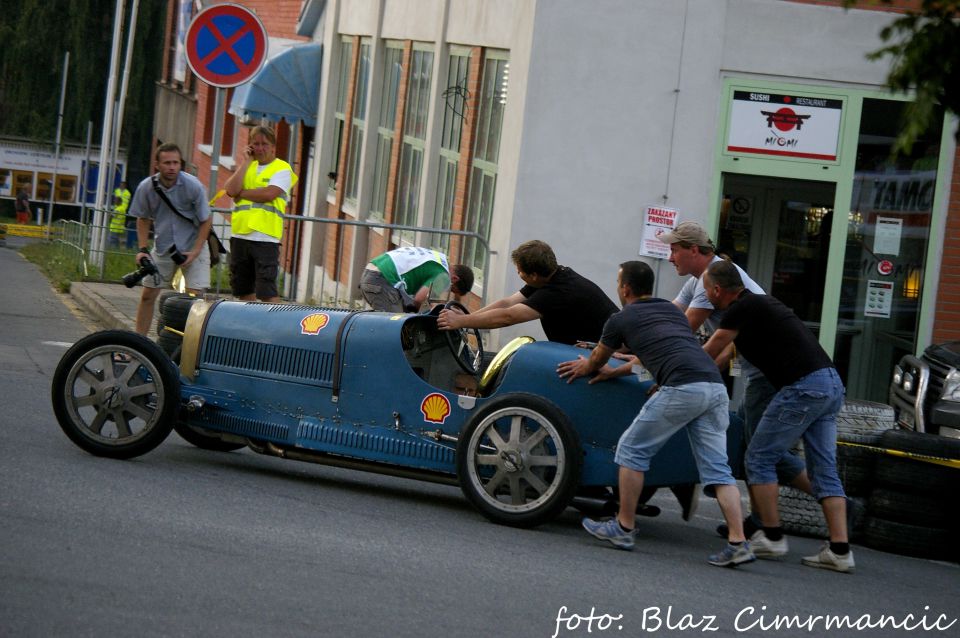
[121,256,159,288]
[169,246,187,265]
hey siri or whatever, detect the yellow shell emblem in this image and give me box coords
[420,393,451,424]
[300,313,330,335]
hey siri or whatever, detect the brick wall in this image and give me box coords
[932,144,960,343]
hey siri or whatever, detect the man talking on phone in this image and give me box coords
[224,125,298,302]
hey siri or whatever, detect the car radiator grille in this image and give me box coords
[202,336,335,385]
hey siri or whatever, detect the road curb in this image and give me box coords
[70,282,135,332]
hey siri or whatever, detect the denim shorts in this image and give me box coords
[614,382,736,487]
[745,367,846,500]
[742,373,806,485]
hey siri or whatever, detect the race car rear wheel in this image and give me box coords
[51,330,179,459]
[456,393,581,527]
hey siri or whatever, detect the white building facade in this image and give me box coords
[295,0,958,404]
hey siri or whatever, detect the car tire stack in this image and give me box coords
[779,400,895,540]
[863,428,960,561]
[156,293,197,358]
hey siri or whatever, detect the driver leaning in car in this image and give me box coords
[437,240,616,344]
[360,246,474,313]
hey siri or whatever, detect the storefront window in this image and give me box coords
[835,98,943,401]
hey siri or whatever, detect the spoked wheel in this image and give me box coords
[456,393,581,527]
[51,330,180,459]
[443,300,484,375]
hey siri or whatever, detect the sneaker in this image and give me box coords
[750,530,789,559]
[708,542,756,567]
[716,514,761,539]
[582,517,636,550]
[802,542,855,573]
[670,483,699,521]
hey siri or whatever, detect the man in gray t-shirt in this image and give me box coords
[129,143,212,336]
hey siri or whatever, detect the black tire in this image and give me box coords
[173,422,246,452]
[778,486,827,539]
[836,443,876,496]
[879,427,960,458]
[836,399,896,443]
[157,294,197,357]
[456,393,581,528]
[863,516,955,561]
[161,293,197,331]
[875,456,958,494]
[867,488,952,528]
[51,330,179,459]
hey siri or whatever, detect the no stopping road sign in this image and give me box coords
[185,3,268,88]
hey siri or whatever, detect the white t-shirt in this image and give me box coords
[674,255,765,378]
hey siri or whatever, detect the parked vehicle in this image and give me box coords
[889,341,960,439]
[51,299,746,528]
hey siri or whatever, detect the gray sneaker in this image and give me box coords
[708,542,756,567]
[582,517,636,550]
[750,530,789,559]
[802,542,855,573]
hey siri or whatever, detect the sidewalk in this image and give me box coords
[70,281,154,338]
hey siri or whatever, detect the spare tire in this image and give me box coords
[836,399,896,444]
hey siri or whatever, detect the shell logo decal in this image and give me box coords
[300,313,330,335]
[421,393,452,424]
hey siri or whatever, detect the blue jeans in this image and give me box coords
[745,367,845,500]
[615,382,736,487]
[742,373,806,484]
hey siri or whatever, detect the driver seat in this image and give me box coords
[477,336,535,396]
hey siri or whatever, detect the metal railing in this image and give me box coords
[50,210,492,308]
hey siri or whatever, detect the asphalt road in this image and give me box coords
[1,242,958,638]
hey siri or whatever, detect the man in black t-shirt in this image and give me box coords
[437,240,617,344]
[702,260,854,574]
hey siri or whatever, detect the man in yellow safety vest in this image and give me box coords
[109,181,130,246]
[224,125,297,302]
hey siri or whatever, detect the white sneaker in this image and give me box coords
[749,530,789,559]
[802,542,855,573]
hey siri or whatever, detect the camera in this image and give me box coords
[169,246,186,265]
[122,256,160,288]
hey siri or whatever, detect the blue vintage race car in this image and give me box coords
[51,299,745,527]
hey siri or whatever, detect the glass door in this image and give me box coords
[835,98,943,402]
[718,174,837,325]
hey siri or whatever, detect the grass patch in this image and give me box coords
[19,239,232,293]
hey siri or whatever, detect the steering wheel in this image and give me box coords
[443,300,484,375]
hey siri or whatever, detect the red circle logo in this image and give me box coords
[877,260,894,276]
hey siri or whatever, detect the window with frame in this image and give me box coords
[369,43,403,221]
[393,45,434,244]
[329,37,353,195]
[344,40,371,203]
[463,51,509,273]
[429,49,470,252]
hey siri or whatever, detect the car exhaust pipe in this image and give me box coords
[248,440,459,487]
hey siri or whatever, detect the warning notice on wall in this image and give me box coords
[639,206,678,259]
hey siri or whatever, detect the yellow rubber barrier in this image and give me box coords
[838,440,960,470]
[4,224,63,238]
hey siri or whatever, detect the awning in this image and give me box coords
[229,42,322,127]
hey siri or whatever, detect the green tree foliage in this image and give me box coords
[0,0,166,180]
[849,0,960,153]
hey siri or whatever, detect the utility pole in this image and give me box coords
[46,51,69,237]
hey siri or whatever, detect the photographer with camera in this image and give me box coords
[129,142,212,336]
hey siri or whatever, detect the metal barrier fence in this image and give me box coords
[52,210,492,308]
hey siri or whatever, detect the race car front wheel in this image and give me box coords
[51,330,180,459]
[456,393,581,527]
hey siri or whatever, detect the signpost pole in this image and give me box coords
[207,88,226,202]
